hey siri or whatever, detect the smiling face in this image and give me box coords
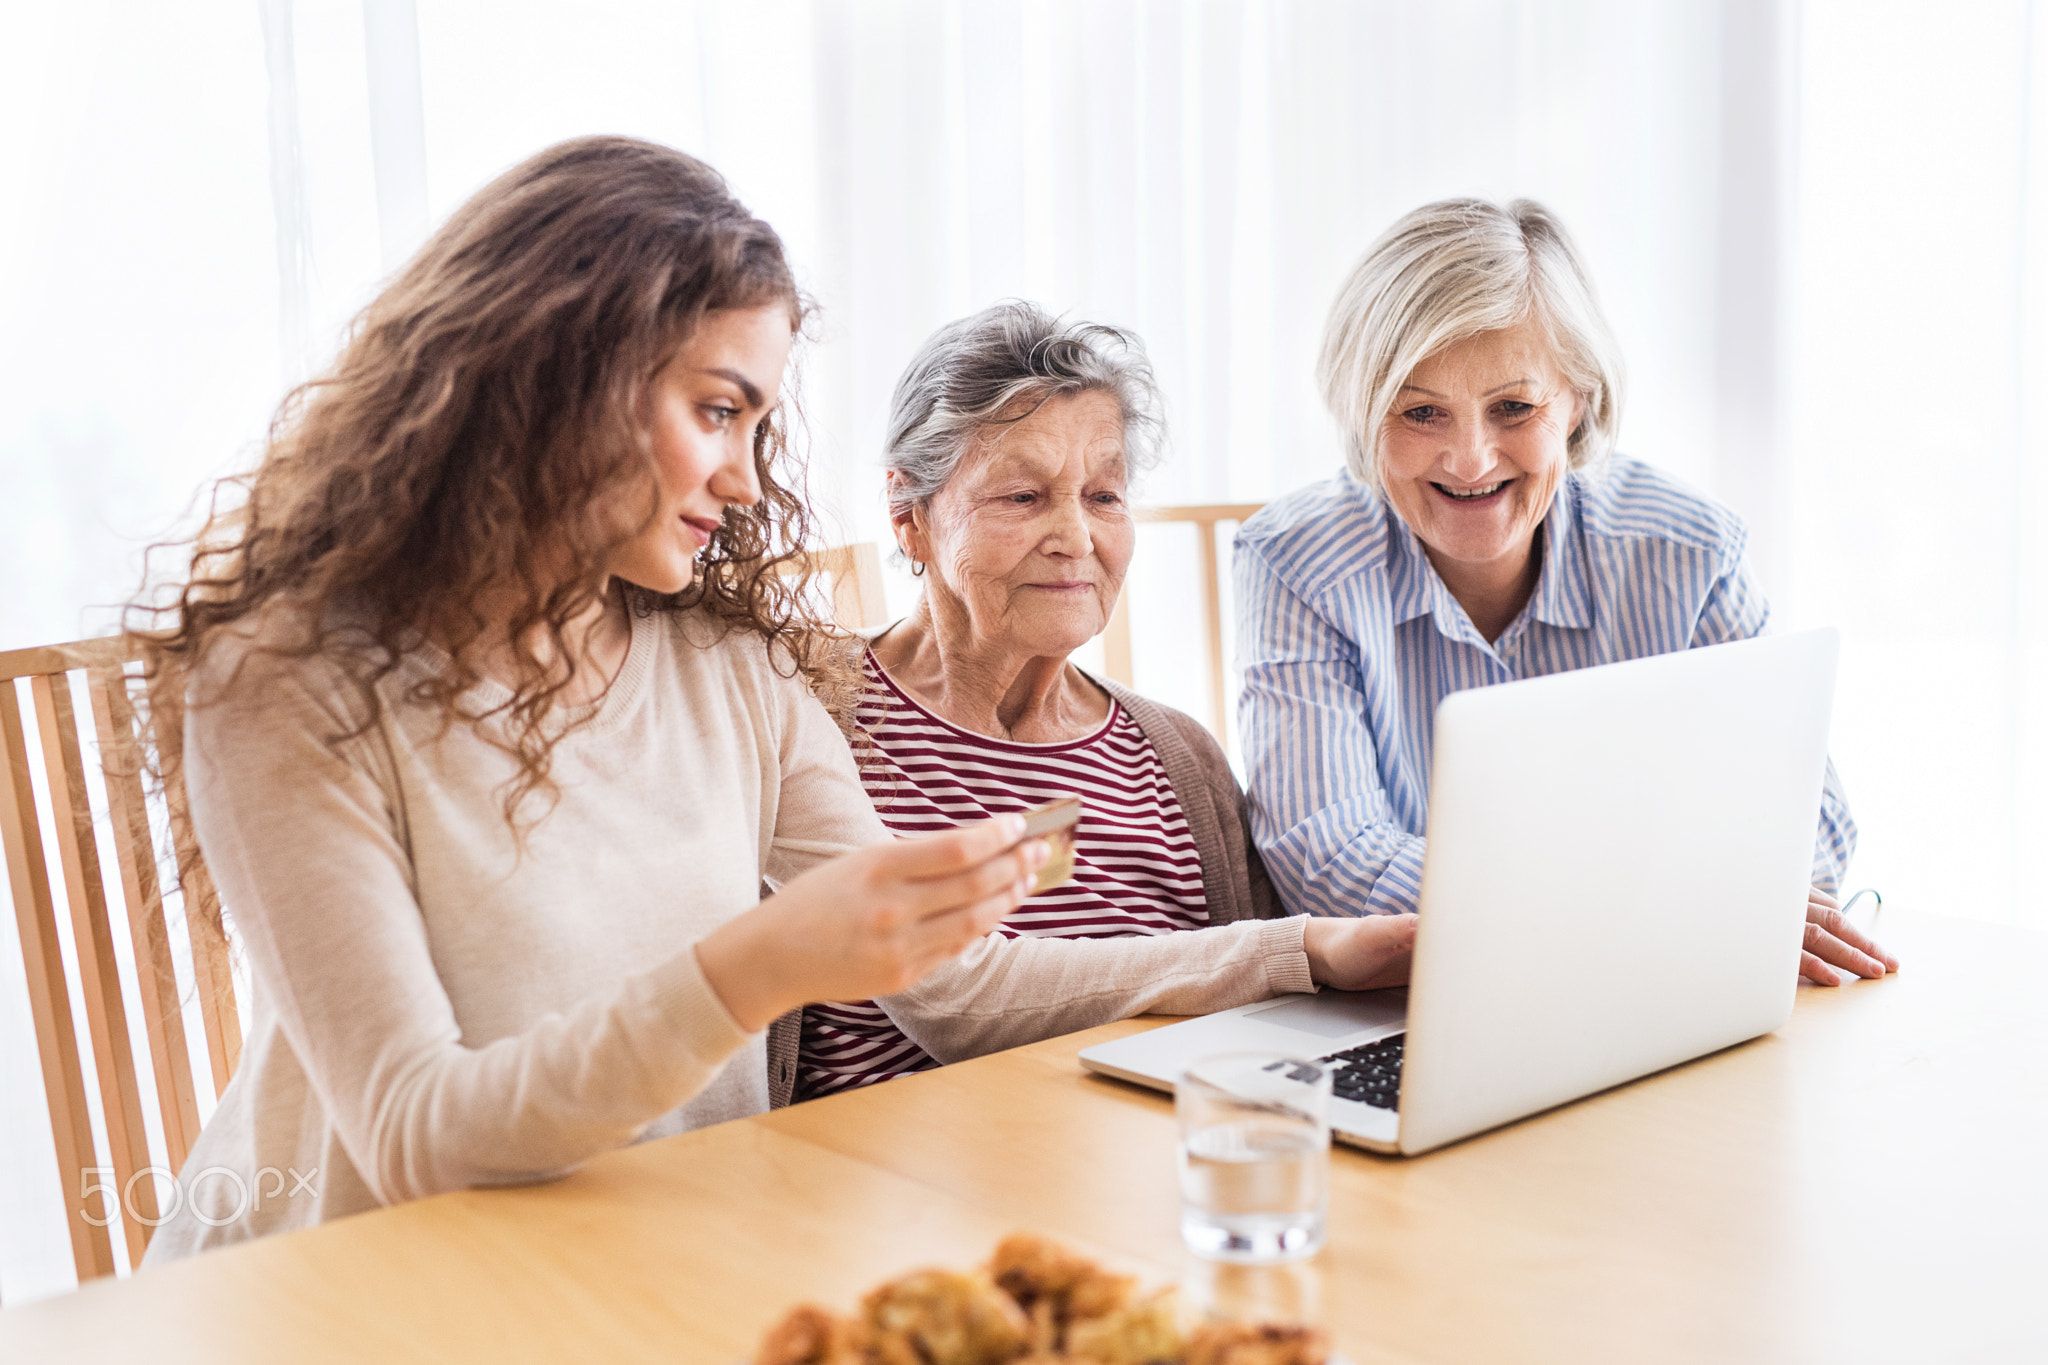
[1378,319,1581,590]
[605,304,793,594]
[901,390,1135,661]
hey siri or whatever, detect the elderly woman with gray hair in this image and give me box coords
[797,303,1415,1099]
[1235,198,1896,985]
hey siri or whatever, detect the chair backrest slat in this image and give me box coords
[88,666,203,1173]
[125,657,242,1098]
[1100,504,1266,740]
[3,637,243,1284]
[0,680,118,1282]
[176,849,239,1097]
[31,673,161,1265]
[775,541,888,632]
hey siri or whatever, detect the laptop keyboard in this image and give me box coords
[1319,1034,1405,1110]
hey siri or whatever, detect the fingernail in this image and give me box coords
[1027,838,1051,867]
[1002,814,1026,840]
[1017,875,1034,898]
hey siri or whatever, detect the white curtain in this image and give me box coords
[1785,0,2047,933]
[0,0,2041,1302]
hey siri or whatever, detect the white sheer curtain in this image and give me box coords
[1785,0,2047,930]
[0,0,2041,1303]
[112,0,1783,745]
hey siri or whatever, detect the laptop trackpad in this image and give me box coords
[1247,989,1408,1039]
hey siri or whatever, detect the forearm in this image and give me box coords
[1235,544,1419,918]
[1257,812,1428,917]
[879,917,1313,1064]
[356,945,755,1200]
[1810,758,1859,895]
[695,903,809,1033]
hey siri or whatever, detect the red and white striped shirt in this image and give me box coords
[796,650,1208,1099]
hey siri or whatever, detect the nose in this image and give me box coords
[1439,415,1494,482]
[714,429,764,508]
[1040,491,1094,558]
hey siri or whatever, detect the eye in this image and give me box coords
[1005,491,1038,505]
[703,404,742,427]
[1401,404,1442,424]
[1494,400,1534,419]
[1092,490,1124,506]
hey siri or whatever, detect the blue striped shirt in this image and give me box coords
[1234,458,1857,918]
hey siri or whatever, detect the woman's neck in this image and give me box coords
[1424,527,1545,645]
[872,601,1109,744]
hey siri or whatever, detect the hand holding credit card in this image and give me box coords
[1017,797,1081,894]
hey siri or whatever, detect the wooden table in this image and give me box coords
[4,908,2044,1363]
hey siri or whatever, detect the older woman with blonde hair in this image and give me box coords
[1235,197,1894,985]
[798,303,1416,1098]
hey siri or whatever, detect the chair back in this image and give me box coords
[1100,504,1265,740]
[0,565,880,1291]
[0,637,238,1283]
[777,542,889,631]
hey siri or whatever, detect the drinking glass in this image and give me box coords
[1176,1051,1331,1263]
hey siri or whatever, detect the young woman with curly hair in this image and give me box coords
[134,136,1049,1260]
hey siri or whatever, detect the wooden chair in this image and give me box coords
[1100,504,1265,740]
[1,637,238,1283]
[777,541,889,631]
[0,550,885,1292]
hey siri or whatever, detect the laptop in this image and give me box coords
[1079,629,1840,1156]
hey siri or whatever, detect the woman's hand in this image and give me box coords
[1302,914,1418,992]
[695,815,1050,1033]
[1800,886,1897,985]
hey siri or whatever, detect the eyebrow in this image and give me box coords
[1396,380,1533,399]
[699,367,765,409]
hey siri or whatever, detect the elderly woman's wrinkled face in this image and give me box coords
[913,390,1134,659]
[1378,320,1581,581]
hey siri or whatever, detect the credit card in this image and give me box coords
[1019,796,1081,894]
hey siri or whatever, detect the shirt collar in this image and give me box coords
[1384,510,1492,648]
[1383,504,1445,627]
[1527,480,1592,629]
[1385,478,1592,642]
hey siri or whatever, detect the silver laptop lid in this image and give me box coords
[1395,629,1838,1154]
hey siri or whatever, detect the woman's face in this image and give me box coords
[905,390,1135,661]
[1377,320,1581,583]
[606,304,793,594]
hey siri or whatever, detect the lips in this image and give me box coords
[680,513,722,548]
[1431,479,1510,501]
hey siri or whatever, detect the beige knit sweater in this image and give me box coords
[145,607,1309,1261]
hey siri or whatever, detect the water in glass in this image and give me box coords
[1177,1053,1330,1263]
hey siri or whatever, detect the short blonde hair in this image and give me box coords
[1317,197,1625,489]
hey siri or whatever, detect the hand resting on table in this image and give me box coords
[1800,886,1897,986]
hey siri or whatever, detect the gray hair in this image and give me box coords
[883,302,1165,514]
[1317,197,1626,490]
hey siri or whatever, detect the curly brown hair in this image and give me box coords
[131,135,852,850]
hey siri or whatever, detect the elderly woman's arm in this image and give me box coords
[877,917,1311,1064]
[874,915,1415,1064]
[1234,540,1424,918]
